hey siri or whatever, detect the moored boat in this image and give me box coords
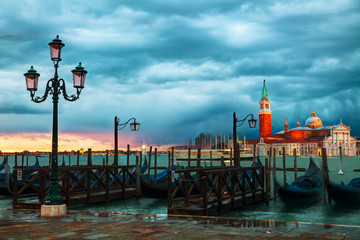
[326,178,360,204]
[140,164,179,199]
[277,157,322,204]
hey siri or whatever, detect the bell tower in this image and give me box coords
[259,80,272,138]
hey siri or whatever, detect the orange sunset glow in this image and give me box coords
[0,132,139,152]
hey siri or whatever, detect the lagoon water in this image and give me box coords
[1,154,359,226]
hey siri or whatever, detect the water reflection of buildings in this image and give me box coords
[254,81,358,157]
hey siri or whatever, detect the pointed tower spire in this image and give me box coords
[296,118,301,127]
[284,118,289,132]
[312,108,316,117]
[261,80,268,99]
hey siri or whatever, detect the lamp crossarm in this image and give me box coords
[30,79,53,103]
[59,79,81,102]
[117,117,137,131]
[235,113,254,127]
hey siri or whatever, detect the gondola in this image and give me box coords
[326,178,360,204]
[140,164,179,199]
[277,157,322,204]
[7,157,42,194]
[0,158,11,194]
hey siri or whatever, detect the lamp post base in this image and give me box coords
[41,204,66,217]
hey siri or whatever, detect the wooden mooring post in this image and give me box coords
[221,156,225,167]
[148,146,153,183]
[273,148,277,200]
[168,150,171,169]
[265,158,270,205]
[154,148,158,183]
[293,148,297,179]
[171,147,174,170]
[187,147,191,168]
[14,152,18,168]
[106,150,109,166]
[139,151,142,167]
[253,144,256,165]
[127,144,130,166]
[21,154,24,171]
[136,155,140,198]
[229,148,232,167]
[282,147,286,188]
[87,148,92,165]
[321,148,330,204]
[77,150,80,166]
[197,148,201,168]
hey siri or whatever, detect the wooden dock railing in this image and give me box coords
[167,165,267,216]
[12,164,139,209]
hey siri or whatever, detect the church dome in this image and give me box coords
[305,109,322,128]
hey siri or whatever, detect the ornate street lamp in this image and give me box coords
[114,116,140,166]
[24,35,87,216]
[233,112,257,167]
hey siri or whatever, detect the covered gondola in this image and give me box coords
[140,163,179,199]
[277,157,322,204]
[0,158,11,194]
[326,178,360,204]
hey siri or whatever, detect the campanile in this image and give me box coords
[259,80,272,138]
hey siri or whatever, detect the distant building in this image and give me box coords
[195,132,212,149]
[253,80,357,156]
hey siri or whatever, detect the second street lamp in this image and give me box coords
[24,35,87,217]
[233,112,257,167]
[114,116,140,166]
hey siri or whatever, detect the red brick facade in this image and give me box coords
[259,113,272,138]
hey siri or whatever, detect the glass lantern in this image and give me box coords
[71,62,87,88]
[48,35,65,62]
[24,66,40,91]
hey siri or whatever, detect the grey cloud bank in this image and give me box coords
[0,0,359,145]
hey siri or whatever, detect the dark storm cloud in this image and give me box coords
[0,105,49,115]
[0,0,359,144]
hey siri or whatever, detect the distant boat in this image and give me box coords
[277,157,323,204]
[174,149,230,160]
[326,178,360,204]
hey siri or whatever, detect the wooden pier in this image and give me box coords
[167,165,268,216]
[12,164,140,210]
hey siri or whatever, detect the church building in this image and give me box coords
[256,80,357,156]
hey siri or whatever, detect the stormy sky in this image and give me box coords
[0,0,359,150]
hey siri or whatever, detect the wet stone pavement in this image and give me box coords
[0,209,359,239]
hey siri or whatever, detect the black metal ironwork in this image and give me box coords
[25,36,86,206]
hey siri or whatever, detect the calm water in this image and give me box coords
[1,154,359,225]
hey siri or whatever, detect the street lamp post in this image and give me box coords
[114,116,140,166]
[24,35,87,217]
[233,112,257,167]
